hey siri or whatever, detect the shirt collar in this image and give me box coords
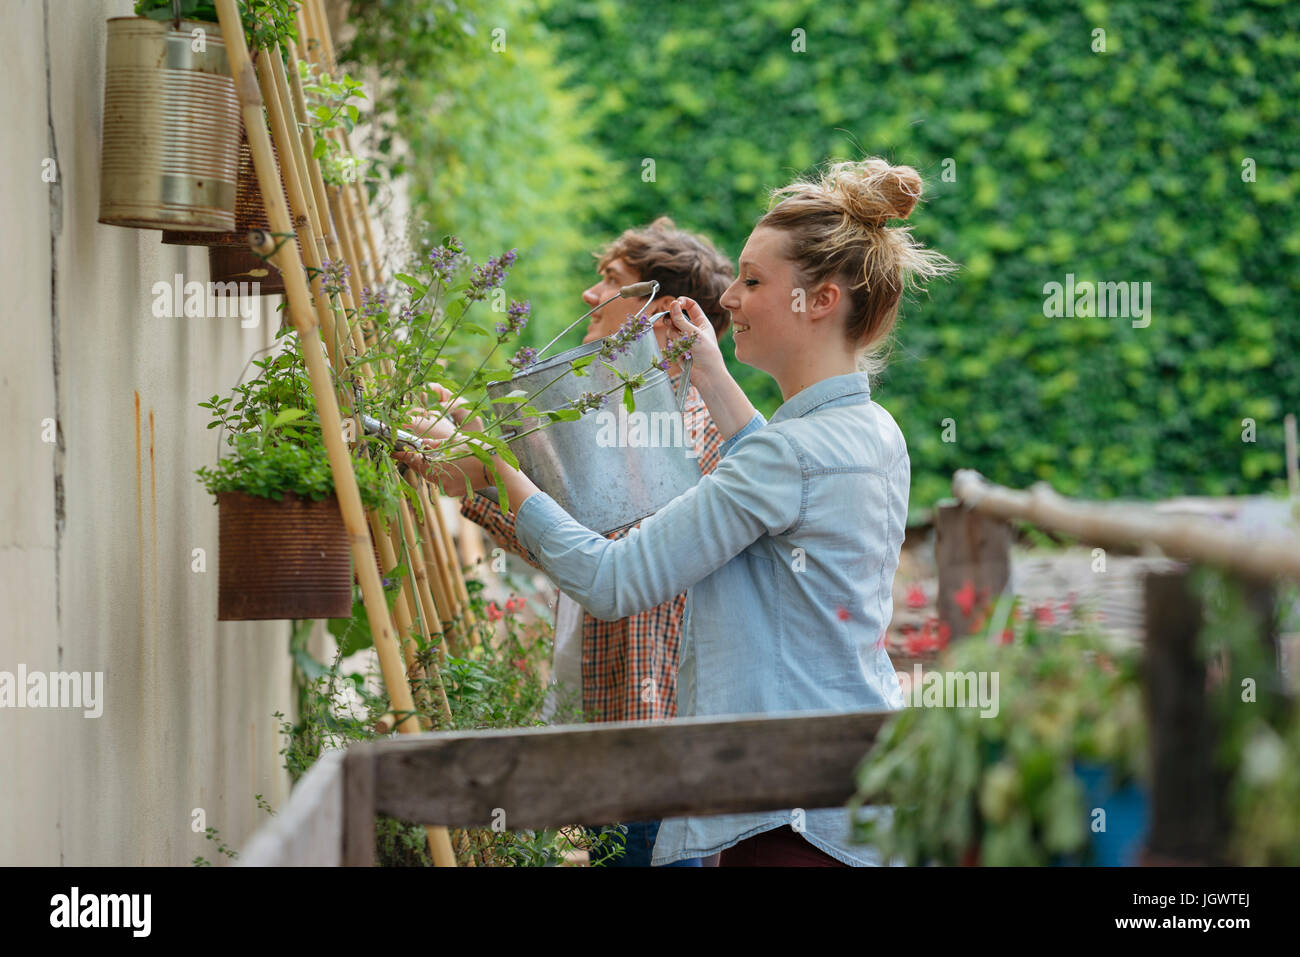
[769,371,873,424]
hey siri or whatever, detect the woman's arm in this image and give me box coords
[500,427,801,621]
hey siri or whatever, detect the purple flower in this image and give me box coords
[360,286,389,320]
[320,257,350,297]
[495,299,531,339]
[427,237,468,284]
[466,248,519,303]
[509,346,538,371]
[598,310,653,360]
[661,331,698,366]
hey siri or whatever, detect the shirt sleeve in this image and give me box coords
[717,410,767,459]
[460,489,541,570]
[512,425,800,622]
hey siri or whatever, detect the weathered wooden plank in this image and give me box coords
[238,749,345,867]
[356,709,891,830]
[342,747,377,866]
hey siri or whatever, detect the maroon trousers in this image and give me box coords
[718,826,849,867]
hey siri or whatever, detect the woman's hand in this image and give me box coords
[668,297,726,391]
[667,297,757,441]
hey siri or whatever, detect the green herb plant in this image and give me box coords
[849,596,1148,866]
[133,0,299,51]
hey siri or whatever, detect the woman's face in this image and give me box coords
[718,227,803,374]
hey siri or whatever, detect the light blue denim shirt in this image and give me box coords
[513,371,908,865]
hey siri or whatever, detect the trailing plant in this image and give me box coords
[849,596,1148,866]
[133,0,299,51]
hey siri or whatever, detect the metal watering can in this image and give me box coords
[483,283,702,535]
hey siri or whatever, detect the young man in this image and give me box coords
[450,218,734,866]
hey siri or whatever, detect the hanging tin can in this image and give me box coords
[98,17,241,231]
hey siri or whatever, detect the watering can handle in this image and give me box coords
[675,354,693,414]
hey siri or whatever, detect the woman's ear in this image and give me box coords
[808,280,844,322]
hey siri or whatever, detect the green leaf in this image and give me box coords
[270,409,308,428]
[623,383,636,413]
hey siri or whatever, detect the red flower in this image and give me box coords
[1034,603,1056,626]
[512,657,528,672]
[486,601,503,622]
[935,620,952,649]
[999,628,1014,646]
[836,605,851,622]
[905,584,927,609]
[504,595,526,614]
[954,580,977,618]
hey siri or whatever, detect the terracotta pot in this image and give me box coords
[217,490,353,620]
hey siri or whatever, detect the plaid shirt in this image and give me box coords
[460,372,723,722]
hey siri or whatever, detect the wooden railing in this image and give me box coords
[240,709,889,866]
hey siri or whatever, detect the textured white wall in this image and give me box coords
[1,0,295,865]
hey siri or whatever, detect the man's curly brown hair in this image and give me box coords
[595,216,734,337]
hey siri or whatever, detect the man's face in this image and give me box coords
[580,257,641,344]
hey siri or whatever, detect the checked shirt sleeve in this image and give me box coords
[460,490,542,570]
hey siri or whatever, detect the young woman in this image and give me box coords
[405,157,956,866]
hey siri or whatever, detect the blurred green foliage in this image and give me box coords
[536,0,1300,511]
[343,0,614,374]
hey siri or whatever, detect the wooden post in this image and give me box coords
[1140,567,1229,865]
[342,747,377,866]
[935,501,1012,640]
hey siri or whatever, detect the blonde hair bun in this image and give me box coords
[823,158,923,226]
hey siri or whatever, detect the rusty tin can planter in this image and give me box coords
[98,17,241,232]
[217,491,353,621]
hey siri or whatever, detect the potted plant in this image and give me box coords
[99,0,298,232]
[849,598,1149,866]
[196,328,397,620]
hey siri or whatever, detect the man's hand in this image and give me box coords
[399,384,489,497]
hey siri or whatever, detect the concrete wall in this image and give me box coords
[1,0,294,865]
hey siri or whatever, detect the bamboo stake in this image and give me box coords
[432,493,475,622]
[214,0,455,868]
[396,483,450,668]
[952,470,1300,581]
[412,476,461,649]
[368,509,444,726]
[266,37,458,723]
